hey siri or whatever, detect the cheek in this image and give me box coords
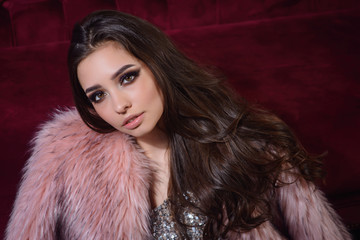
[146,89,164,113]
[145,89,161,103]
[144,81,163,105]
[93,104,114,124]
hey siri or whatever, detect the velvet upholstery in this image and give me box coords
[0,5,12,47]
[115,0,169,29]
[3,0,67,46]
[61,0,117,34]
[0,0,359,238]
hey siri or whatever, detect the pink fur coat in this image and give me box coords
[6,109,351,239]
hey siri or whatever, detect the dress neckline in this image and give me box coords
[152,198,169,212]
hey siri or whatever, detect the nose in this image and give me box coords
[111,93,132,114]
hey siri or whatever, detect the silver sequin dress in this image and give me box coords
[150,199,208,239]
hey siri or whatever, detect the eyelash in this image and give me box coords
[120,70,140,85]
[88,70,140,104]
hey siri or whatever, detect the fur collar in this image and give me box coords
[7,108,153,239]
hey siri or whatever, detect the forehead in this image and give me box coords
[77,42,140,84]
[80,42,138,69]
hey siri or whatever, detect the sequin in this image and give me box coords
[151,198,207,239]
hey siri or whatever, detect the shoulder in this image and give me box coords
[31,107,132,154]
[25,108,144,177]
[23,107,153,200]
[32,107,107,148]
[8,108,154,239]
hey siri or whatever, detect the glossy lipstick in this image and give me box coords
[122,113,144,130]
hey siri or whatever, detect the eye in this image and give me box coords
[88,91,107,104]
[120,70,140,86]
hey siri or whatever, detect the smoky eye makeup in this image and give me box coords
[85,68,141,104]
[119,69,140,86]
[88,91,107,103]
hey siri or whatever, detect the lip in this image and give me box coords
[122,112,144,130]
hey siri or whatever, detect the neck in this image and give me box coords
[136,127,171,208]
[136,127,169,164]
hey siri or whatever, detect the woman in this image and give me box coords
[6,10,351,239]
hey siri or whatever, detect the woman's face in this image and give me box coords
[78,41,164,140]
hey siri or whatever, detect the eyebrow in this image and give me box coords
[84,64,135,94]
[111,64,135,80]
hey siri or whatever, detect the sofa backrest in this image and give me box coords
[1,0,359,48]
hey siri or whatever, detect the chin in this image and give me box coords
[122,128,149,138]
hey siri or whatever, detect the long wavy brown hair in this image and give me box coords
[68,10,324,238]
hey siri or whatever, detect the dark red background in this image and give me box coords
[1,0,359,238]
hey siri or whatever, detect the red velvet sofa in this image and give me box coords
[1,0,359,238]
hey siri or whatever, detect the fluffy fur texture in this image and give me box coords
[6,109,351,239]
[6,108,153,239]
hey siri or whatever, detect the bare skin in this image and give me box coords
[137,129,170,208]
